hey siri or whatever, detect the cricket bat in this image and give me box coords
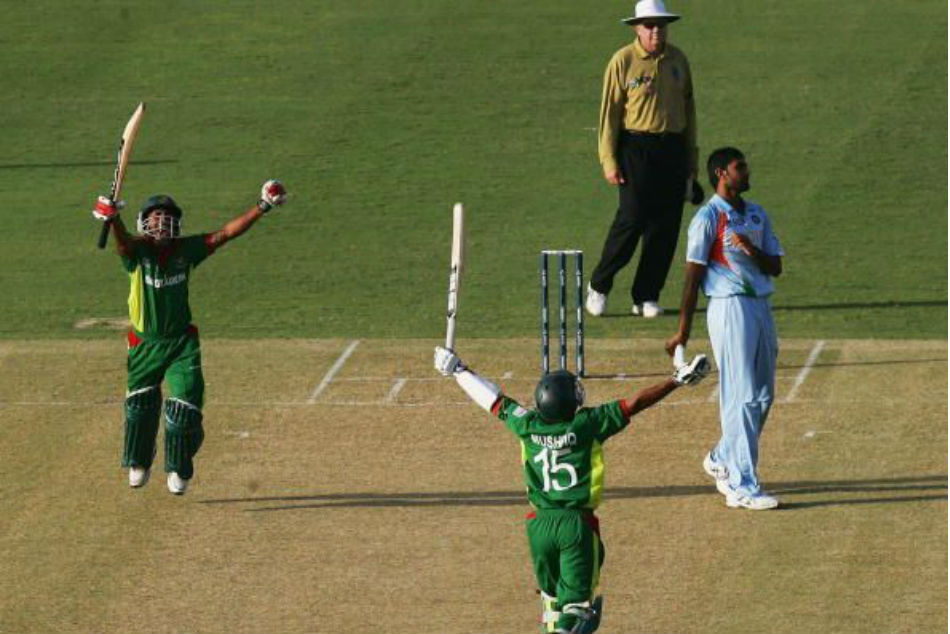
[97,102,146,249]
[444,202,465,350]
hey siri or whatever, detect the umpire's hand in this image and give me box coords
[604,167,626,186]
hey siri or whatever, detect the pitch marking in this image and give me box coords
[784,340,826,403]
[307,340,361,404]
[386,378,408,403]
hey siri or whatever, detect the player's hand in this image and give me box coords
[686,178,704,204]
[257,179,287,213]
[665,333,688,357]
[92,195,125,222]
[728,232,755,256]
[673,354,710,386]
[434,346,466,376]
[603,167,625,186]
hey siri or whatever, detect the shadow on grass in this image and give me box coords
[0,158,177,170]
[599,299,946,319]
[198,474,946,513]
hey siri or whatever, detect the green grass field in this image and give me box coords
[0,1,946,633]
[1,0,946,340]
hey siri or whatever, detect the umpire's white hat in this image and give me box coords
[621,0,681,25]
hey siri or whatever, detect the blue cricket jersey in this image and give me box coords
[685,194,784,298]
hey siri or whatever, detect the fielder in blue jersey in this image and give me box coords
[666,147,784,510]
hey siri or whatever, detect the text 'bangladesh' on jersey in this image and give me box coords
[495,397,631,510]
[120,235,214,337]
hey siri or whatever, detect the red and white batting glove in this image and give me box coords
[257,179,287,213]
[92,195,125,222]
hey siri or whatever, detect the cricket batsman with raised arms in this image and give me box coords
[434,345,709,633]
[92,180,287,494]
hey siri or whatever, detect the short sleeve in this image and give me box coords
[685,208,716,265]
[181,234,214,269]
[495,395,532,436]
[119,241,144,273]
[587,401,631,442]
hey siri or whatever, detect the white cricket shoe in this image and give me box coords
[702,453,730,496]
[167,472,189,495]
[129,466,150,488]
[726,491,779,510]
[585,284,607,316]
[632,301,664,318]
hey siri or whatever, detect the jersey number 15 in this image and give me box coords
[533,448,579,492]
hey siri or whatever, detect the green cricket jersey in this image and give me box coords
[495,397,631,510]
[120,235,214,337]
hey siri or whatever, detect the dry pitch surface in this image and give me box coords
[0,338,946,634]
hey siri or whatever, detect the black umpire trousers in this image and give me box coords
[590,131,689,305]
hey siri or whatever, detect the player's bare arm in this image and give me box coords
[620,378,679,416]
[207,180,287,250]
[109,214,138,258]
[729,233,782,277]
[666,261,706,355]
[621,353,711,416]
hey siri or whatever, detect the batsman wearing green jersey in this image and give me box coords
[434,346,709,634]
[92,180,287,495]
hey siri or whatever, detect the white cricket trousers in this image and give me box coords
[706,295,778,496]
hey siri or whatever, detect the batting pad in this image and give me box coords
[163,398,204,479]
[122,385,162,469]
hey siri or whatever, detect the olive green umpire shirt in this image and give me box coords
[598,38,698,176]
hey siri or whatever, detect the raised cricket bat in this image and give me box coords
[444,202,465,350]
[97,102,146,249]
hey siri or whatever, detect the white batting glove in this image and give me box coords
[673,354,711,386]
[257,179,287,213]
[434,346,465,376]
[92,195,126,222]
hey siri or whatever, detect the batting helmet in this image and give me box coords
[137,194,183,239]
[534,370,585,423]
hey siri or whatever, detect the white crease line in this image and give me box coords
[307,340,361,404]
[784,340,826,403]
[502,371,513,380]
[386,378,408,403]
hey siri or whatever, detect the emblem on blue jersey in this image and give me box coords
[751,215,761,225]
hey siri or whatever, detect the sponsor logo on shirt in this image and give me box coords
[144,272,187,289]
[531,432,578,449]
[627,74,655,90]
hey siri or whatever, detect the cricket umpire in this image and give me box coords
[586,0,701,319]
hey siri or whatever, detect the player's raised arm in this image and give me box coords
[433,346,503,413]
[208,180,287,249]
[620,353,710,416]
